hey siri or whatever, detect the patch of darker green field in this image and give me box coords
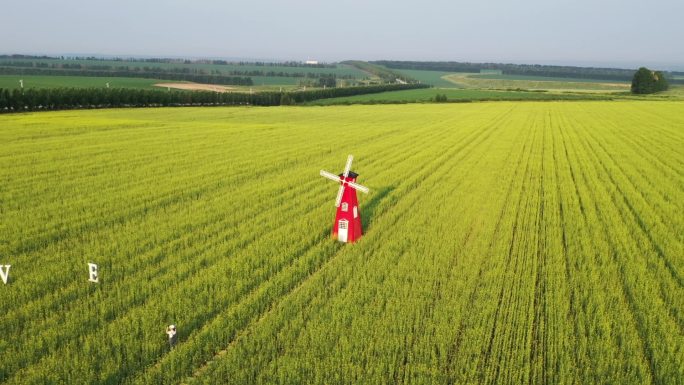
[393,69,463,88]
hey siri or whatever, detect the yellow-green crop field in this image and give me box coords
[1,102,683,384]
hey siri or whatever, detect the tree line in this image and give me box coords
[0,83,428,112]
[0,61,353,79]
[0,67,254,86]
[372,60,683,82]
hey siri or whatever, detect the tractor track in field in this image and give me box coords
[445,109,534,384]
[480,112,540,382]
[389,107,510,384]
[553,113,584,384]
[529,115,547,385]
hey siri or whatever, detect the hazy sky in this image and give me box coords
[1,0,683,68]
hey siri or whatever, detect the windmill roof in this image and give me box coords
[339,171,359,178]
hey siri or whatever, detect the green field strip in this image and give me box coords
[536,114,576,385]
[469,73,630,84]
[441,114,537,383]
[479,112,542,384]
[560,106,664,382]
[447,114,538,383]
[414,109,536,383]
[551,114,587,385]
[0,75,164,90]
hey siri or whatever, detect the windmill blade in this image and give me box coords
[347,181,369,194]
[320,170,341,183]
[343,155,353,178]
[334,184,345,207]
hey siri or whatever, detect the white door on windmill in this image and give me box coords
[337,219,349,243]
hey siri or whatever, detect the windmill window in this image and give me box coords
[353,206,358,218]
[341,202,348,212]
[339,220,348,229]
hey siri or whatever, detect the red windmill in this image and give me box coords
[320,155,370,243]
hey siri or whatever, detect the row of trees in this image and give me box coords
[0,61,353,79]
[0,83,429,112]
[0,67,253,86]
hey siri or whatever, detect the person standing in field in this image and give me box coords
[166,324,177,349]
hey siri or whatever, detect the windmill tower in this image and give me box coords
[320,155,369,243]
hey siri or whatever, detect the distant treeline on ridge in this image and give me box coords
[373,60,682,82]
[0,62,354,80]
[0,67,254,86]
[0,54,335,68]
[0,55,355,86]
